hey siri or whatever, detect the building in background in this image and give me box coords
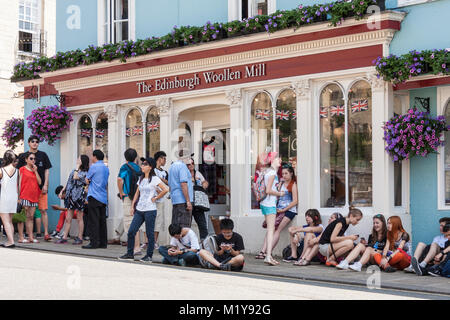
[0,0,56,156]
[15,0,450,253]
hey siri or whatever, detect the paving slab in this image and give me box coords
[9,238,450,297]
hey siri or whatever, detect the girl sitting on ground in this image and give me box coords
[336,213,387,271]
[373,215,412,272]
[284,209,324,266]
[318,207,363,267]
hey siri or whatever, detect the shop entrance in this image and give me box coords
[177,105,231,233]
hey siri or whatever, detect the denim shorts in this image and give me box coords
[284,210,297,220]
[260,205,277,215]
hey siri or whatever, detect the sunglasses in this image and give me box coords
[30,140,39,144]
[29,158,35,161]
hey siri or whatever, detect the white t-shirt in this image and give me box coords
[136,176,162,211]
[170,229,200,250]
[154,168,168,203]
[260,169,279,208]
[193,171,206,187]
[432,234,447,248]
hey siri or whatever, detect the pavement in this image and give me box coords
[8,236,450,297]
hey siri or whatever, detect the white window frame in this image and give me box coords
[18,0,41,54]
[98,0,135,46]
[397,0,432,8]
[437,86,450,210]
[228,0,276,21]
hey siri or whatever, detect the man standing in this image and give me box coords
[153,151,168,248]
[116,148,142,252]
[83,150,110,249]
[168,150,193,228]
[17,135,52,241]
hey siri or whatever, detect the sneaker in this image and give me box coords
[83,236,90,241]
[427,265,441,277]
[55,233,63,240]
[411,257,423,276]
[139,255,152,263]
[403,264,415,273]
[134,250,142,256]
[50,231,59,237]
[178,258,187,267]
[55,239,68,244]
[220,263,232,271]
[72,237,83,245]
[282,256,297,263]
[118,253,134,261]
[349,262,362,272]
[384,266,397,273]
[154,243,159,250]
[336,260,349,270]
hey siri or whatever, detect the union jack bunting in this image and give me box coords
[147,121,160,133]
[319,107,328,119]
[95,129,105,138]
[126,128,132,137]
[281,137,289,143]
[80,129,91,138]
[132,126,143,136]
[330,105,345,117]
[292,111,297,120]
[260,110,271,120]
[351,100,369,113]
[276,110,290,121]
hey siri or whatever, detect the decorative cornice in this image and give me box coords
[366,72,385,90]
[225,89,242,108]
[156,97,171,115]
[52,28,397,93]
[104,104,118,120]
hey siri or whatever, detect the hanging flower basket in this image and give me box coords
[383,109,449,162]
[26,105,73,146]
[1,117,24,150]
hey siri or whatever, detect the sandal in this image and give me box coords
[255,251,266,259]
[18,239,30,244]
[29,238,39,244]
[294,258,304,266]
[326,260,338,267]
[264,256,279,266]
[300,259,310,266]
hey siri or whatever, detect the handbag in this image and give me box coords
[262,211,285,229]
[193,185,210,212]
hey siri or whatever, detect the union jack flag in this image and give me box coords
[276,110,290,121]
[80,129,91,138]
[351,100,369,113]
[256,109,270,120]
[292,111,297,120]
[147,121,160,133]
[132,126,143,136]
[95,129,105,138]
[281,137,289,143]
[319,107,328,119]
[330,105,345,117]
[126,128,132,137]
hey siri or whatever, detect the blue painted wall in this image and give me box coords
[409,87,450,248]
[278,0,324,10]
[56,0,98,51]
[24,97,61,231]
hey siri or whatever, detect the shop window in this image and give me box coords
[146,107,160,158]
[125,108,143,158]
[78,115,93,157]
[101,0,133,44]
[95,113,109,164]
[348,80,372,207]
[444,100,450,205]
[276,89,297,168]
[251,92,273,209]
[320,84,346,207]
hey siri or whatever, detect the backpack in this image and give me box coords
[282,240,304,260]
[199,235,219,268]
[252,170,267,202]
[126,163,140,200]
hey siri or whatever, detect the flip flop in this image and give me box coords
[255,251,266,259]
[18,239,30,244]
[326,260,338,267]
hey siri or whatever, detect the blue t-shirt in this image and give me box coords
[118,162,141,197]
[168,160,193,205]
[86,160,110,205]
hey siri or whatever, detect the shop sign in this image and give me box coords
[136,63,266,94]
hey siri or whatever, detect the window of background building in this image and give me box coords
[103,0,129,44]
[18,0,40,53]
[78,115,93,157]
[241,0,272,19]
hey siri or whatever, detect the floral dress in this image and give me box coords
[64,170,88,211]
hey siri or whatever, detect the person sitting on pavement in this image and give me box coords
[406,217,450,276]
[50,185,71,239]
[318,207,363,267]
[198,218,245,271]
[336,214,388,271]
[373,215,412,273]
[284,209,324,265]
[427,224,450,277]
[158,224,200,266]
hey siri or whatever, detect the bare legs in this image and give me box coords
[342,243,366,264]
[0,213,15,245]
[326,239,354,264]
[25,206,36,242]
[261,217,292,254]
[199,250,245,269]
[264,214,277,264]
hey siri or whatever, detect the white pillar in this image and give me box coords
[226,89,244,218]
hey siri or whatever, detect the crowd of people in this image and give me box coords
[0,137,449,277]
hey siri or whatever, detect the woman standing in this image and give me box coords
[188,158,209,241]
[18,152,42,243]
[56,155,90,245]
[258,152,284,266]
[0,150,19,248]
[119,157,169,262]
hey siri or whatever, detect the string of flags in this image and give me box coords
[125,121,160,137]
[80,129,92,138]
[320,100,369,119]
[255,109,297,121]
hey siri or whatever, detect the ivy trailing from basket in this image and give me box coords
[12,0,383,81]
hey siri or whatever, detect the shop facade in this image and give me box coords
[20,12,411,253]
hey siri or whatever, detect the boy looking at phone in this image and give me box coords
[158,224,200,266]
